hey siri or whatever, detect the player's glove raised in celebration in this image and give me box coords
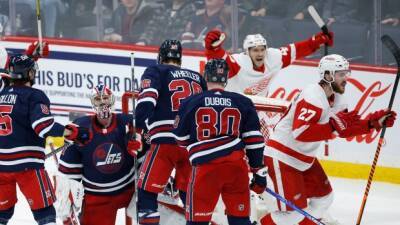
[25,41,49,60]
[204,29,226,59]
[310,31,334,50]
[250,167,268,194]
[127,133,142,157]
[368,109,397,131]
[329,110,361,138]
[64,123,93,146]
[205,29,225,50]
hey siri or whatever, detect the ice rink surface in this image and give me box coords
[9,177,400,225]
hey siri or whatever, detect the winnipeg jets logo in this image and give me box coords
[93,143,124,174]
[96,144,122,166]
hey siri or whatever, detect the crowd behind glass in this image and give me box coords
[0,0,398,65]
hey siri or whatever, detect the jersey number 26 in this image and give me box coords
[169,79,202,111]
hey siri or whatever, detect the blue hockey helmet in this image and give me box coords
[8,54,37,83]
[204,59,229,85]
[157,39,182,64]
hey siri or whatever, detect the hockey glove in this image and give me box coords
[310,31,334,50]
[250,167,268,194]
[53,175,84,221]
[25,41,49,60]
[127,133,142,157]
[368,109,397,131]
[64,123,93,146]
[205,29,225,50]
[329,110,361,137]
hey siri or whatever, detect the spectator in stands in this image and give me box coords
[181,0,229,49]
[239,0,267,17]
[14,0,66,37]
[103,0,162,44]
[381,0,400,26]
[138,0,197,46]
[321,0,362,26]
[262,0,315,20]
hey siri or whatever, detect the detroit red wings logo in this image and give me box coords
[40,104,49,114]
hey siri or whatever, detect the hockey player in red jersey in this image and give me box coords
[173,59,267,225]
[132,40,208,225]
[57,84,142,225]
[260,54,397,225]
[0,54,91,225]
[204,30,333,96]
[0,41,49,92]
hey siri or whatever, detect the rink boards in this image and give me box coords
[1,37,399,184]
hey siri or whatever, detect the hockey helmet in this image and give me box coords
[158,39,182,64]
[204,59,229,85]
[90,84,115,119]
[318,54,350,83]
[8,54,37,83]
[243,34,267,53]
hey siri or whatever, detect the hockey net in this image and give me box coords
[121,91,290,224]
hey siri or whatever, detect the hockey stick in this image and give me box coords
[130,52,137,139]
[129,52,139,225]
[48,142,81,225]
[356,35,400,225]
[45,142,72,159]
[35,0,43,53]
[308,5,330,154]
[265,187,325,225]
[308,5,329,56]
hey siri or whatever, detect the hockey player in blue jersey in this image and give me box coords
[0,54,91,225]
[131,39,207,225]
[57,84,142,225]
[173,59,268,225]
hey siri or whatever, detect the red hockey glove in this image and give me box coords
[127,134,142,157]
[368,109,397,131]
[310,31,334,50]
[329,110,361,137]
[250,167,268,194]
[25,41,49,60]
[205,29,225,50]
[64,124,93,146]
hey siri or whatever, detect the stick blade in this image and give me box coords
[381,35,400,65]
[308,5,325,28]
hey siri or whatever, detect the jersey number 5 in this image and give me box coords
[169,79,202,111]
[0,105,14,136]
[195,107,241,140]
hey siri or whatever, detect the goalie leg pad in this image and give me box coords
[32,205,56,225]
[227,215,252,225]
[0,206,14,224]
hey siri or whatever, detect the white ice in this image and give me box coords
[8,177,400,225]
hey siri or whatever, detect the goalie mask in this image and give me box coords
[90,84,115,119]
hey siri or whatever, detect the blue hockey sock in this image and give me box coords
[0,206,14,224]
[227,215,252,225]
[138,189,159,225]
[31,206,56,225]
